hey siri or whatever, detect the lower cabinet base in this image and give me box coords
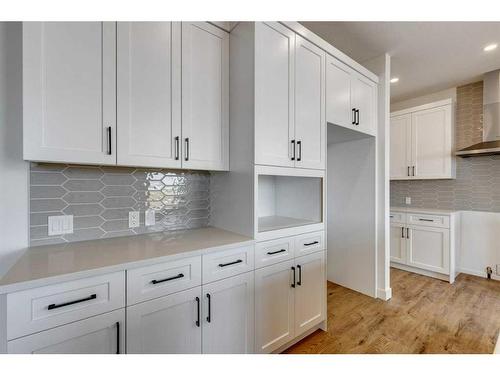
[271,320,327,354]
[391,263,456,283]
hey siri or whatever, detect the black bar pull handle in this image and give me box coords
[356,109,360,125]
[174,136,180,160]
[297,140,302,161]
[151,273,184,285]
[195,297,200,327]
[267,249,286,255]
[107,127,112,155]
[297,264,302,286]
[291,139,296,161]
[218,259,243,268]
[412,166,416,176]
[48,294,97,310]
[184,138,189,161]
[407,166,410,177]
[352,108,356,125]
[116,321,120,354]
[418,218,434,222]
[206,293,211,323]
[304,241,319,246]
[406,228,410,239]
[291,266,296,288]
[401,227,405,238]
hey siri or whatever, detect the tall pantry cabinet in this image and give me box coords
[23,21,229,171]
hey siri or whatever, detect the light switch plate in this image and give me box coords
[405,197,411,205]
[129,211,140,228]
[48,215,73,236]
[145,209,156,226]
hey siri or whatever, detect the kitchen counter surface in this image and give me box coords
[0,227,253,294]
[390,206,459,215]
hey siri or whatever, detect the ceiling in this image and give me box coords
[300,22,500,103]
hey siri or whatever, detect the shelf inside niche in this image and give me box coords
[258,215,319,233]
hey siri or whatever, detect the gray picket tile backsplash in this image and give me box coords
[29,163,211,246]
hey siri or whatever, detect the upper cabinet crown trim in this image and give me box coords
[280,21,379,84]
[391,98,454,117]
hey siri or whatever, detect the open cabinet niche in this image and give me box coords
[327,124,377,297]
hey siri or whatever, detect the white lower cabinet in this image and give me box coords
[202,272,254,354]
[390,223,406,264]
[126,287,202,354]
[8,309,125,354]
[407,225,450,275]
[255,250,326,353]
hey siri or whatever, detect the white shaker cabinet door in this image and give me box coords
[326,55,352,129]
[351,74,376,136]
[294,251,326,337]
[181,22,229,171]
[390,114,412,179]
[255,22,296,168]
[8,309,125,354]
[117,22,182,168]
[407,226,450,275]
[411,105,453,179]
[202,272,255,354]
[255,260,295,353]
[23,22,116,165]
[126,287,202,354]
[294,36,326,170]
[390,223,407,264]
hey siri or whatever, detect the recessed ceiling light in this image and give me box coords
[484,43,498,52]
[390,77,399,83]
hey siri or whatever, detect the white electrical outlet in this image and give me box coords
[129,211,140,228]
[48,215,73,236]
[405,197,411,205]
[145,209,156,226]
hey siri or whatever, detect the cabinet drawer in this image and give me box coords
[407,213,449,228]
[203,245,254,283]
[127,256,202,305]
[390,211,406,224]
[255,237,294,269]
[294,231,325,257]
[7,272,125,340]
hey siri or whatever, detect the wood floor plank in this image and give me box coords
[284,268,500,354]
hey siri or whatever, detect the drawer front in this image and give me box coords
[127,256,202,305]
[7,272,125,340]
[203,245,254,283]
[407,213,449,228]
[294,231,325,257]
[255,237,294,269]
[390,211,406,224]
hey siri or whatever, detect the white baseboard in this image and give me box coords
[457,267,500,281]
[377,287,392,300]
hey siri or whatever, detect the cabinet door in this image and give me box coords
[294,36,326,170]
[126,287,202,354]
[8,309,124,354]
[255,22,295,168]
[182,22,229,171]
[407,226,450,274]
[294,251,326,336]
[411,105,453,178]
[202,272,254,354]
[117,22,182,168]
[352,74,376,135]
[390,114,412,179]
[326,55,352,129]
[255,260,295,353]
[390,223,407,264]
[23,22,116,165]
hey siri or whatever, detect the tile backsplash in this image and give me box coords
[29,163,210,246]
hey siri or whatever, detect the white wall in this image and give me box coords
[459,211,500,281]
[364,54,391,300]
[391,87,457,112]
[0,22,28,278]
[327,129,376,298]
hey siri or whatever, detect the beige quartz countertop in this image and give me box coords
[391,206,459,215]
[0,227,253,294]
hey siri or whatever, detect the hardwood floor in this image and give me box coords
[285,268,500,354]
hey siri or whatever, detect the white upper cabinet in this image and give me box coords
[294,36,326,170]
[255,22,296,168]
[326,54,377,136]
[182,22,229,171]
[117,22,182,168]
[23,22,117,165]
[390,99,455,180]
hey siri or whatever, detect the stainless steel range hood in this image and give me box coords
[456,70,500,157]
